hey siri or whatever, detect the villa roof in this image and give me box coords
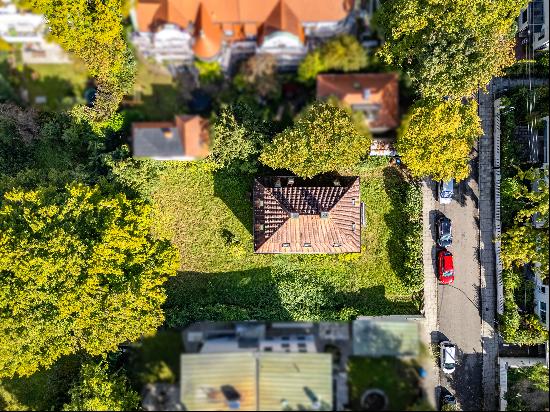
[135,0,354,33]
[259,0,304,44]
[316,73,399,133]
[132,115,209,160]
[193,3,223,59]
[253,176,361,254]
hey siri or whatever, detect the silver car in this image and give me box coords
[440,341,456,374]
[438,179,454,204]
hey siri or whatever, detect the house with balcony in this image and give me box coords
[130,0,356,69]
[517,0,549,56]
[0,0,69,63]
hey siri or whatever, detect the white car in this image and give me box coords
[440,341,456,374]
[438,179,454,204]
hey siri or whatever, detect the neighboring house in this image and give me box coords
[0,0,69,63]
[533,272,549,330]
[179,352,333,410]
[131,0,356,68]
[132,115,209,160]
[517,0,549,53]
[316,73,399,134]
[253,176,362,254]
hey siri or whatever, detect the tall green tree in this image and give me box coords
[0,184,179,378]
[374,0,527,99]
[396,98,482,181]
[31,0,136,123]
[298,35,368,84]
[260,103,370,178]
[210,103,269,174]
[63,361,140,411]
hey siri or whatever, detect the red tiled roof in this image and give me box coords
[259,0,304,45]
[135,0,354,34]
[253,176,361,254]
[193,3,223,59]
[316,73,399,132]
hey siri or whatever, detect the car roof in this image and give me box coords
[444,345,456,358]
[440,218,451,232]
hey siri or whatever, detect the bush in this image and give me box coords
[297,35,368,84]
[194,60,223,85]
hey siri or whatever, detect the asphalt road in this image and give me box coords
[431,162,483,411]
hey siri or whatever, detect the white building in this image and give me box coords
[518,0,549,51]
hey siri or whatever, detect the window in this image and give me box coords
[541,286,546,294]
[282,242,290,247]
[298,343,306,348]
[264,347,273,352]
[540,301,547,321]
[303,242,311,247]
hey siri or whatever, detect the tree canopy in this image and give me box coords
[31,0,136,123]
[0,184,178,378]
[500,167,549,276]
[298,35,368,84]
[63,361,140,411]
[260,103,370,178]
[374,0,527,99]
[210,103,269,174]
[396,98,482,181]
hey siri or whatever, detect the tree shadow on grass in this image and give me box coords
[163,265,418,328]
[212,170,255,234]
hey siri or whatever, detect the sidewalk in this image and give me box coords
[420,179,439,409]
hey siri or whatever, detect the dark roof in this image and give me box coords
[253,176,361,254]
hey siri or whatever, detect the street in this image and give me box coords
[426,158,484,410]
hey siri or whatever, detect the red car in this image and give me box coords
[437,249,455,284]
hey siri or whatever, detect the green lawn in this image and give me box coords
[150,158,423,326]
[347,356,421,411]
[18,62,88,111]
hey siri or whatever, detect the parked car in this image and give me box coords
[438,179,454,204]
[440,341,456,374]
[441,393,458,411]
[436,215,453,247]
[437,248,455,284]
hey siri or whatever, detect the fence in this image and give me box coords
[494,98,505,316]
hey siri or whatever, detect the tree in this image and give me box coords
[210,103,269,174]
[396,98,482,181]
[234,54,280,99]
[260,103,369,178]
[298,35,368,83]
[31,0,136,123]
[374,0,527,99]
[500,167,549,276]
[0,184,179,378]
[63,361,139,411]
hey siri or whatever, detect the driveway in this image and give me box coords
[429,158,483,410]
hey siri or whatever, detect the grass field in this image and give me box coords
[18,62,88,111]
[150,158,423,326]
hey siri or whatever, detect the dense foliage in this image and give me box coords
[31,0,136,123]
[375,0,527,99]
[396,98,482,181]
[505,364,549,411]
[0,184,178,378]
[210,103,270,174]
[233,54,281,99]
[500,167,549,277]
[260,103,369,178]
[298,35,368,83]
[63,361,140,411]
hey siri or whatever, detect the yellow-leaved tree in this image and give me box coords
[396,98,482,182]
[0,184,179,378]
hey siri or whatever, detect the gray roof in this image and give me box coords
[180,352,333,411]
[133,126,187,160]
[352,317,420,357]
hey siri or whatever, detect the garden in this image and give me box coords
[505,363,549,411]
[347,356,425,411]
[498,85,549,345]
[129,155,424,326]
